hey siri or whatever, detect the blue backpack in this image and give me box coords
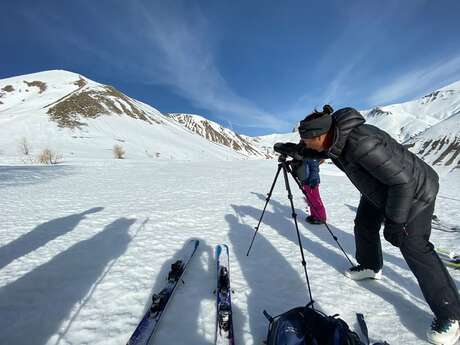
[264,303,363,345]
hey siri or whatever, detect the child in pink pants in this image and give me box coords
[297,159,327,224]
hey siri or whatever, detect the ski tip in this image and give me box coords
[216,244,222,257]
[215,244,229,255]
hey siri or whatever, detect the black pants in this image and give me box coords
[354,196,460,320]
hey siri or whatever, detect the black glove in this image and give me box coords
[383,221,408,247]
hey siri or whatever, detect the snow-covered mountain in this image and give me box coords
[405,110,460,169]
[2,70,460,167]
[0,70,257,162]
[361,80,460,143]
[360,80,460,168]
[169,113,270,159]
[254,80,460,167]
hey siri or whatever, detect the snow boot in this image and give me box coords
[306,215,324,224]
[427,318,460,345]
[344,265,382,281]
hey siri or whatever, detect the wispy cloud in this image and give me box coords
[132,2,289,130]
[367,53,460,106]
[23,1,288,131]
[294,0,430,113]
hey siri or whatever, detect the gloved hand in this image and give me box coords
[383,220,408,247]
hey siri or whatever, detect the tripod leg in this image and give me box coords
[286,163,354,266]
[246,164,283,256]
[281,162,315,306]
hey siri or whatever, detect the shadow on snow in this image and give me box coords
[226,213,314,344]
[0,207,104,270]
[0,165,73,188]
[234,193,432,342]
[0,217,135,345]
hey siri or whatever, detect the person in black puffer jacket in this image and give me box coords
[275,105,460,345]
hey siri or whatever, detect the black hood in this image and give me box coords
[327,108,366,159]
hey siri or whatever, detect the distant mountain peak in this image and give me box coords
[420,89,459,105]
[46,83,162,129]
[169,113,270,158]
[366,107,393,118]
[0,70,269,161]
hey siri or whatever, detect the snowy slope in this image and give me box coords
[170,113,269,159]
[362,80,460,142]
[0,71,250,162]
[253,131,299,153]
[0,160,459,345]
[253,80,460,165]
[406,110,460,169]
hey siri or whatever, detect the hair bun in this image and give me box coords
[323,104,333,114]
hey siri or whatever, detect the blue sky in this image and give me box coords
[2,0,460,136]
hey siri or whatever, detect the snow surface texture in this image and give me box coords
[1,160,459,345]
[361,79,460,143]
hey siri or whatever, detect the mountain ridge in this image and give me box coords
[1,69,460,167]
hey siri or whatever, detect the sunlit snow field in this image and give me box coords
[1,159,459,345]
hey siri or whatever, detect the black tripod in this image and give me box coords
[246,154,315,305]
[246,155,355,305]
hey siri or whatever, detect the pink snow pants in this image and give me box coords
[302,184,327,222]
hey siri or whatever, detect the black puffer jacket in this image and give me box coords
[298,107,439,224]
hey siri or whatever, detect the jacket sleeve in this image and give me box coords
[353,136,416,224]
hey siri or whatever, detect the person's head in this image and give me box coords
[298,105,334,152]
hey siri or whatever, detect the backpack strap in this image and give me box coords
[263,310,274,323]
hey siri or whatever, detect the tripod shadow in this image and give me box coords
[344,203,358,213]
[0,217,135,345]
[234,197,432,341]
[253,192,436,302]
[233,203,349,274]
[277,193,435,280]
[137,240,244,345]
[227,214,312,345]
[0,207,104,270]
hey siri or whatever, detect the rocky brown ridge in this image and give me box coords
[171,113,270,158]
[23,80,47,94]
[421,89,458,104]
[47,81,162,129]
[417,136,460,166]
[366,107,392,118]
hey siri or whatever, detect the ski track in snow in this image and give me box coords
[0,160,459,345]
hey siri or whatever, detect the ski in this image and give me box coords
[432,215,460,233]
[437,248,459,260]
[445,259,460,269]
[436,248,460,269]
[127,239,200,345]
[215,244,235,345]
[356,313,370,345]
[356,313,390,345]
